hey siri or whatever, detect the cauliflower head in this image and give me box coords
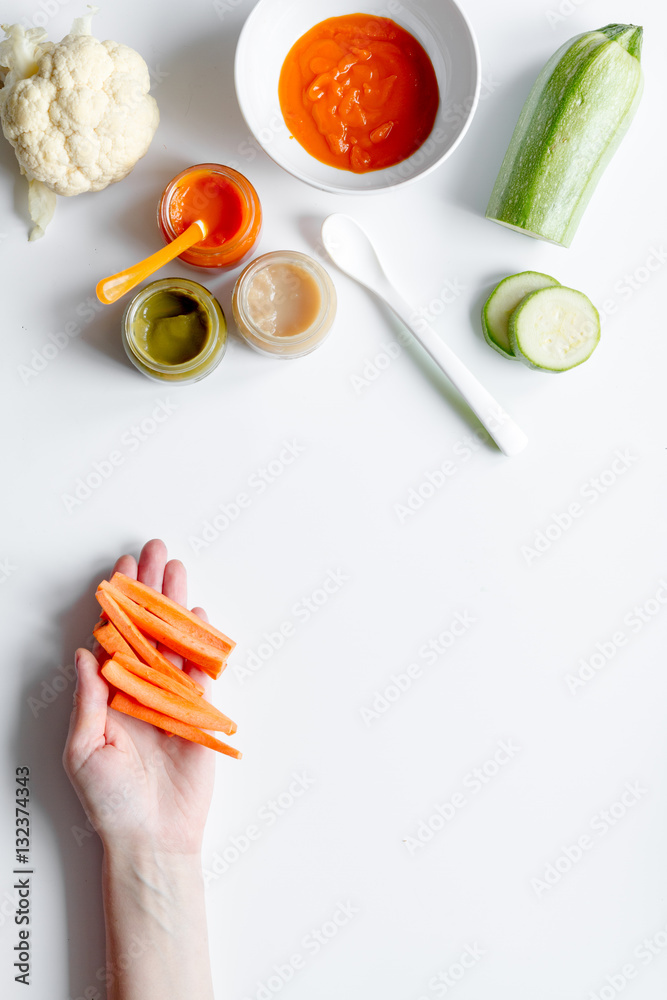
[0,9,159,238]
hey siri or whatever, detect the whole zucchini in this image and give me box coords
[486,24,643,247]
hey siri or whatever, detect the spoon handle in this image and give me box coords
[380,285,528,457]
[96,221,205,305]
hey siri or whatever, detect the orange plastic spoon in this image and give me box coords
[96,221,206,305]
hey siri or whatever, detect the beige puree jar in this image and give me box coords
[232,250,337,358]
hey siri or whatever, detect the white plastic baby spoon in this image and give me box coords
[321,214,528,457]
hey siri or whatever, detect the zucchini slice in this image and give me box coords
[482,271,560,358]
[509,286,600,372]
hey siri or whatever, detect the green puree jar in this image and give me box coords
[123,278,227,383]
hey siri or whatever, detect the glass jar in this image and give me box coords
[122,278,227,383]
[157,163,262,269]
[232,251,337,358]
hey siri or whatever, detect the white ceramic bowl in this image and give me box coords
[234,0,481,194]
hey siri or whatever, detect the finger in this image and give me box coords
[183,606,212,696]
[156,559,187,668]
[137,542,167,654]
[162,559,187,605]
[93,554,137,659]
[111,553,137,579]
[63,648,109,776]
[137,538,168,590]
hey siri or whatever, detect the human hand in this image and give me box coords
[63,539,215,858]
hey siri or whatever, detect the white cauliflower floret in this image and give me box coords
[0,9,159,238]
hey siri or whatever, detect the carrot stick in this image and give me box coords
[94,620,135,659]
[100,658,236,735]
[95,587,204,696]
[98,581,225,679]
[111,652,204,702]
[110,572,235,656]
[110,692,241,759]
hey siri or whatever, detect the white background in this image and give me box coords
[2,1,667,998]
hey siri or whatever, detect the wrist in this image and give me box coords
[98,821,205,864]
[102,847,206,967]
[103,842,204,894]
[101,843,213,1000]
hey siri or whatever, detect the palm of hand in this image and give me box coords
[76,699,213,854]
[64,541,215,856]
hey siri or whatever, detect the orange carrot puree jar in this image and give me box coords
[158,163,262,269]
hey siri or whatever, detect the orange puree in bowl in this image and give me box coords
[278,14,439,173]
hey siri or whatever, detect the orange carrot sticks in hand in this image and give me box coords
[95,586,204,696]
[92,569,239,759]
[93,620,135,660]
[97,581,225,679]
[110,692,241,759]
[109,572,235,656]
[111,652,204,700]
[100,658,237,735]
